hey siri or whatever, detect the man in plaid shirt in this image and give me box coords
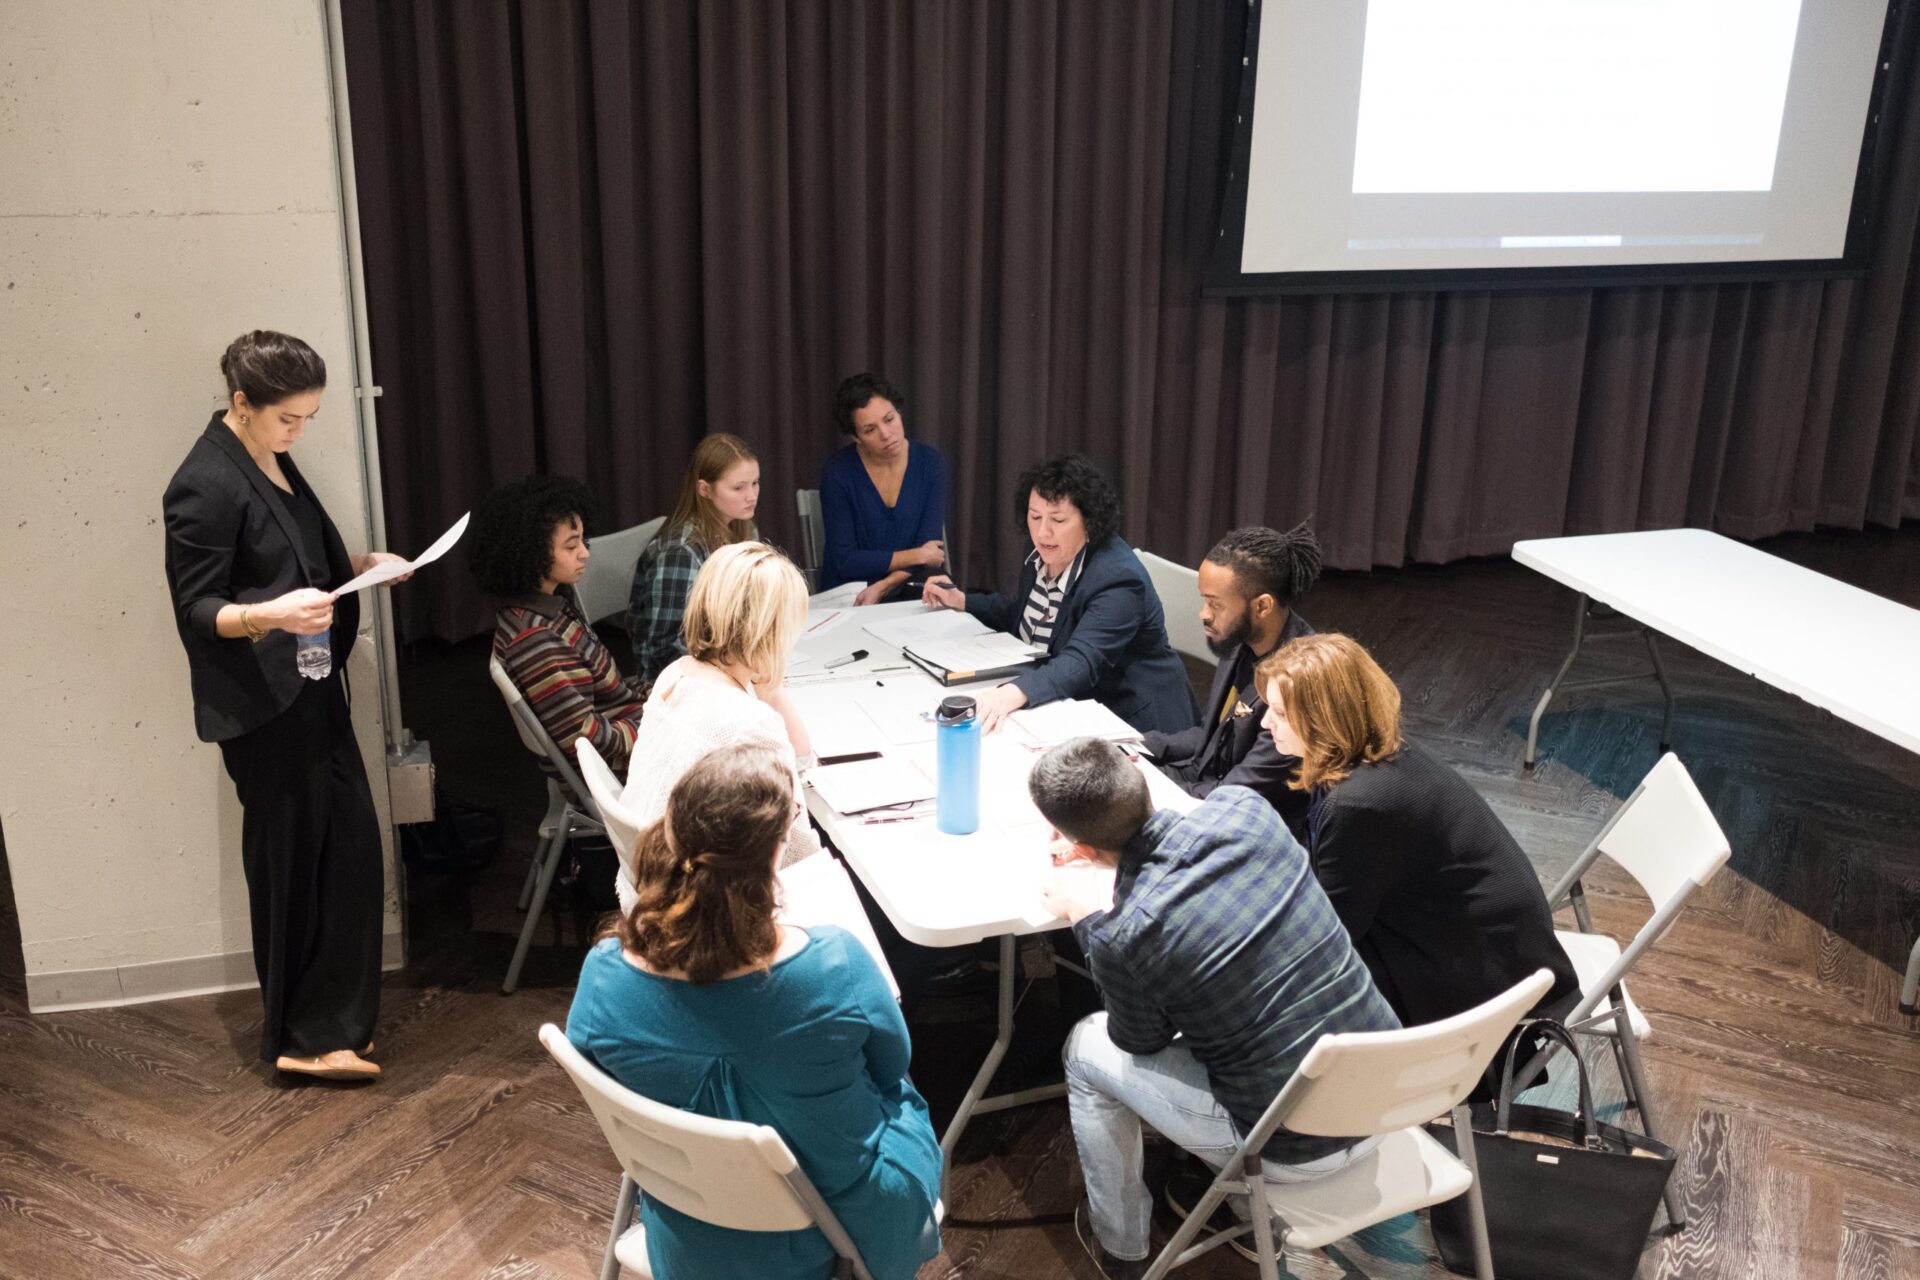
[1032,737,1399,1277]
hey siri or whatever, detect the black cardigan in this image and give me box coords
[963,535,1197,736]
[1307,739,1579,1028]
[162,415,360,742]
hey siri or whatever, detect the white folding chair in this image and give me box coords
[1143,970,1555,1280]
[574,738,644,886]
[578,516,668,625]
[796,488,826,587]
[1520,751,1731,1227]
[539,1023,877,1280]
[488,655,606,994]
[1137,549,1213,665]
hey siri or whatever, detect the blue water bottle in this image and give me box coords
[935,695,982,835]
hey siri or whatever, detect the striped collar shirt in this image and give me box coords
[1019,545,1087,645]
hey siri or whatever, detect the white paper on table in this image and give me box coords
[807,756,936,815]
[1006,698,1144,748]
[851,682,940,745]
[1003,827,1116,928]
[808,582,866,609]
[332,511,470,594]
[786,684,887,759]
[798,606,855,642]
[777,854,899,997]
[862,609,994,648]
[905,631,1044,677]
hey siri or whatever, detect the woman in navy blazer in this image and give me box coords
[818,373,947,605]
[162,331,411,1082]
[923,454,1196,735]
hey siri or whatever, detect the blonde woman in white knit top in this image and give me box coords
[615,542,820,911]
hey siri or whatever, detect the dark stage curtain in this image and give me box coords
[342,0,1920,643]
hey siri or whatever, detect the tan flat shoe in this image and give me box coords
[275,1049,380,1080]
[361,1041,376,1057]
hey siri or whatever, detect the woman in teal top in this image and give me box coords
[566,745,941,1280]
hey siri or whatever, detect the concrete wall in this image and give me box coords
[0,0,402,1010]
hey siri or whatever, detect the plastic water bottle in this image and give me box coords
[935,695,981,835]
[295,629,332,681]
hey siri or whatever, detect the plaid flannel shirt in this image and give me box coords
[627,523,706,687]
[1073,786,1400,1163]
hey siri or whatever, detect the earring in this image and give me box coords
[239,413,250,427]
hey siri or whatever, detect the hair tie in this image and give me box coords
[680,858,694,874]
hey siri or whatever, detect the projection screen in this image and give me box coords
[1210,0,1909,294]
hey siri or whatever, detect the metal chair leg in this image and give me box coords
[521,782,565,911]
[1644,629,1675,752]
[601,1174,637,1280]
[1244,1154,1282,1280]
[1615,1024,1685,1228]
[503,822,568,994]
[1451,1103,1496,1280]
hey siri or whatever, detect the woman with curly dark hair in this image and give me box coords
[472,475,646,772]
[923,453,1195,735]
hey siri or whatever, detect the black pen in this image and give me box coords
[823,648,869,670]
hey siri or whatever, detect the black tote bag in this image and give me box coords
[1425,1019,1677,1280]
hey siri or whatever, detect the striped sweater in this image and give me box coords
[493,587,647,775]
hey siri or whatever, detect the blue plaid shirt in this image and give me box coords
[1073,786,1400,1162]
[627,523,707,688]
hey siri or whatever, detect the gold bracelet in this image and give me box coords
[240,605,266,643]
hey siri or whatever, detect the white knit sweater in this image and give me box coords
[614,656,821,911]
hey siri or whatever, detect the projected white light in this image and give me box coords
[1229,0,1890,280]
[1352,0,1803,195]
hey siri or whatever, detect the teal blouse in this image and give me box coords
[567,929,941,1279]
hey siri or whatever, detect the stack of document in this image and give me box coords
[863,610,1044,684]
[807,756,936,815]
[1005,699,1144,748]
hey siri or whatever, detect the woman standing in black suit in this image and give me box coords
[162,331,408,1081]
[1253,632,1579,1037]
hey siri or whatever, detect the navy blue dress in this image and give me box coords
[566,929,942,1279]
[818,440,947,593]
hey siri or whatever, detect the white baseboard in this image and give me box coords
[24,930,406,1013]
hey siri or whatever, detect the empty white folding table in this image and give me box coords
[1512,529,1920,1014]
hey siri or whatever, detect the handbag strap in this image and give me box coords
[1495,1018,1602,1149]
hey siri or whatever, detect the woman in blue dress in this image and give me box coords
[818,372,948,605]
[566,744,942,1279]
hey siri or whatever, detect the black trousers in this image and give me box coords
[219,673,383,1061]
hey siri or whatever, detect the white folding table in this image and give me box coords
[1512,529,1920,1013]
[785,599,1199,1159]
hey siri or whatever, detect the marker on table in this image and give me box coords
[823,648,869,670]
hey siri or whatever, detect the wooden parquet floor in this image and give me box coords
[3,523,1918,1279]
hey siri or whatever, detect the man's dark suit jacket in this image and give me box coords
[163,414,359,743]
[1142,609,1315,837]
[964,535,1197,736]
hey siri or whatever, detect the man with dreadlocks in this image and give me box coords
[1140,522,1323,838]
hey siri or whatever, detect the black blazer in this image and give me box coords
[1142,610,1316,837]
[964,536,1197,736]
[1306,739,1580,1029]
[163,415,360,742]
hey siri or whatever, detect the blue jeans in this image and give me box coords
[1064,1012,1383,1261]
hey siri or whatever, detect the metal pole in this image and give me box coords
[322,0,408,755]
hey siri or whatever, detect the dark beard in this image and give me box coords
[1205,609,1252,659]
